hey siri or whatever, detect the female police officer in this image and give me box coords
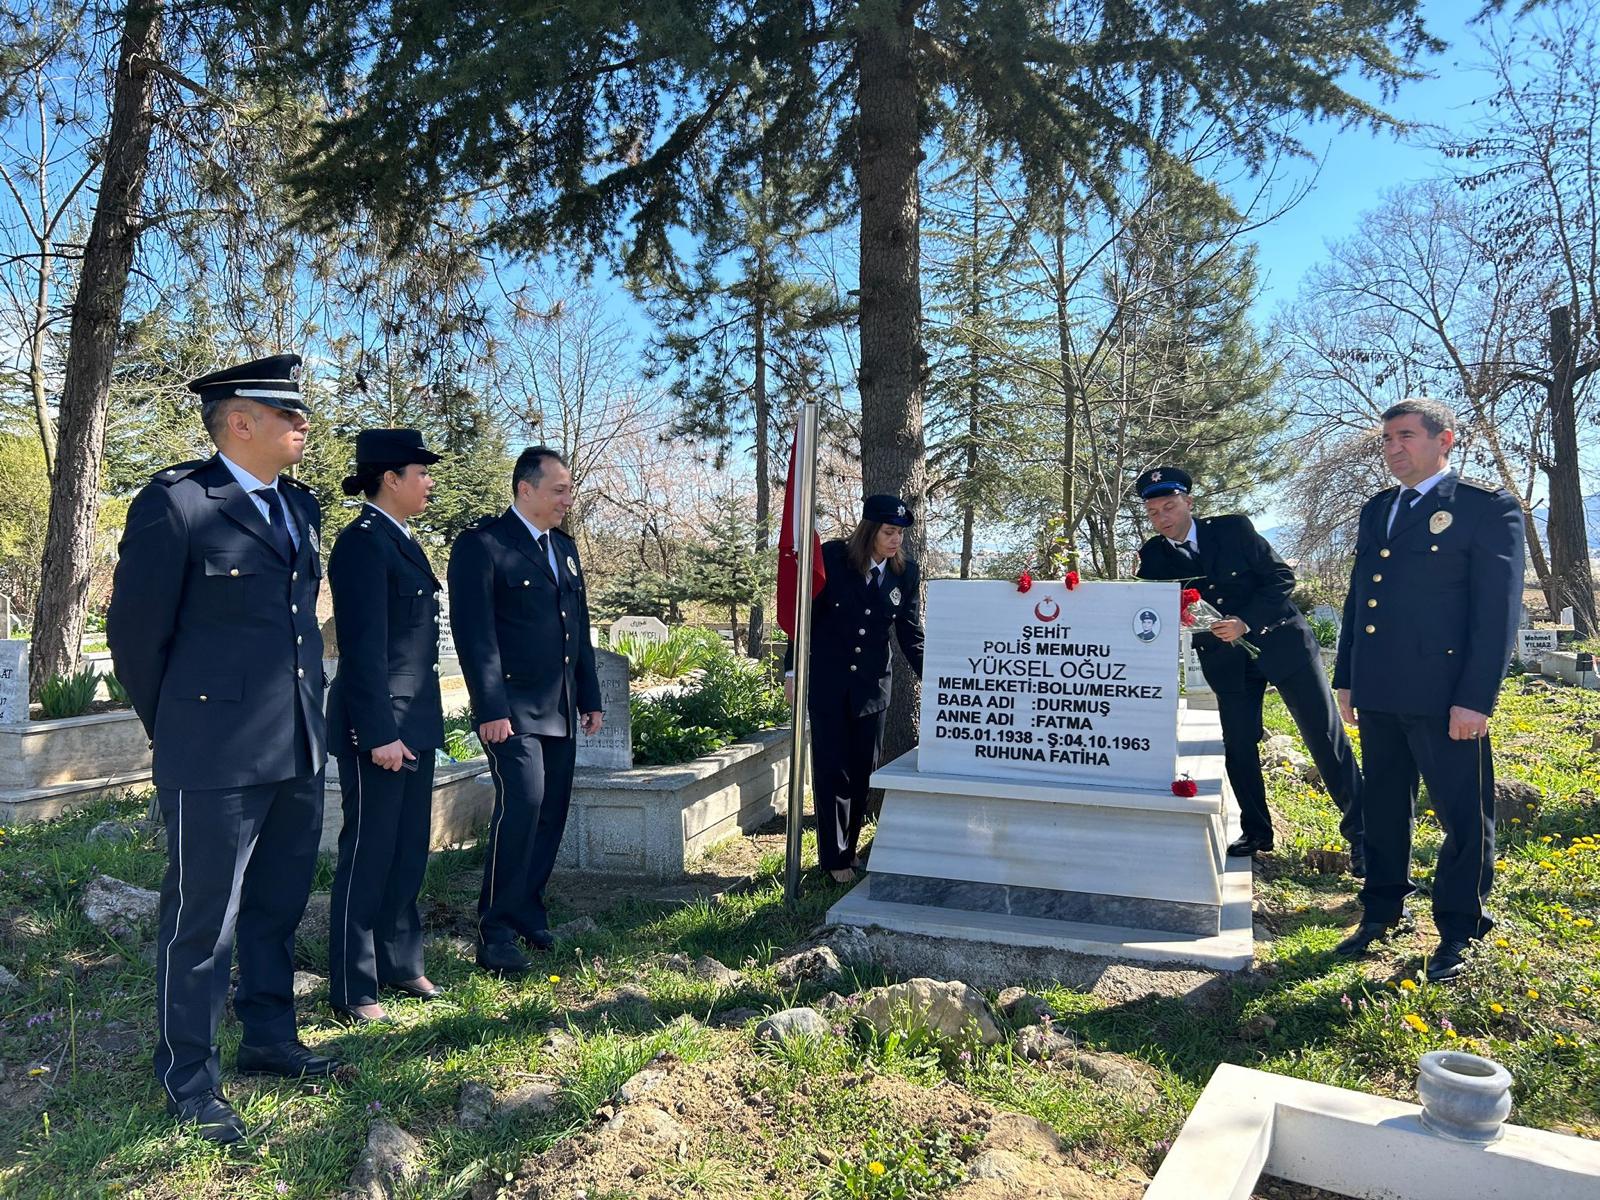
[325,429,446,1022]
[786,495,924,883]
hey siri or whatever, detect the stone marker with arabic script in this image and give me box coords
[918,579,1179,790]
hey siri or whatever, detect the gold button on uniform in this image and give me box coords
[229,568,239,577]
[849,665,857,672]
[1380,549,1391,558]
[1431,545,1439,552]
[199,694,208,702]
[523,579,530,587]
[1372,573,1382,582]
[1365,624,1375,634]
[1367,599,1377,608]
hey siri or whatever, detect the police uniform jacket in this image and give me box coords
[325,504,445,754]
[447,510,601,736]
[788,539,925,718]
[1135,513,1320,688]
[106,456,327,790]
[1333,473,1523,717]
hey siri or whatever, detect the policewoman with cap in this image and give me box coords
[324,430,447,1023]
[1133,465,1364,872]
[785,495,925,883]
[107,354,338,1145]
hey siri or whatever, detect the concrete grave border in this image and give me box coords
[1146,1063,1600,1199]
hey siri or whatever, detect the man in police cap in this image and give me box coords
[448,446,602,977]
[107,353,338,1144]
[1135,466,1364,871]
[1333,399,1523,982]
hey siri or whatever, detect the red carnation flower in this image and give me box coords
[1171,778,1198,797]
[1016,570,1033,593]
[1181,587,1201,607]
[1064,570,1081,591]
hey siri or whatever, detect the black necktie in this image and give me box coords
[1400,487,1420,509]
[536,532,554,578]
[871,565,883,590]
[1172,539,1197,563]
[253,488,294,561]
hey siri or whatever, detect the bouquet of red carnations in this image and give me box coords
[1179,587,1260,660]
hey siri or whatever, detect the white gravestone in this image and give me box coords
[1519,603,1533,630]
[1517,628,1557,661]
[435,589,456,660]
[918,579,1179,790]
[0,594,11,638]
[0,639,27,727]
[1561,605,1576,626]
[611,615,668,645]
[575,647,632,770]
[1179,630,1211,694]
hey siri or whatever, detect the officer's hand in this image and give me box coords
[1212,618,1247,643]
[580,710,604,735]
[783,677,795,706]
[1337,689,1356,727]
[479,718,514,744]
[371,739,414,772]
[1449,706,1490,741]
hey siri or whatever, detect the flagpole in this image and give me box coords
[784,397,820,906]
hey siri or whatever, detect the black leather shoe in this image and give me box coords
[1334,919,1412,959]
[1348,842,1367,879]
[477,941,533,977]
[331,1004,394,1026]
[168,1090,246,1145]
[384,978,443,1001]
[235,1040,341,1078]
[522,929,555,952]
[1227,835,1274,857]
[1425,938,1473,983]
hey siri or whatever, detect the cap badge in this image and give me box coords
[890,586,902,606]
[896,504,906,517]
[288,361,301,381]
[1429,511,1453,534]
[1151,470,1162,482]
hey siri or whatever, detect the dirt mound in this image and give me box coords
[492,1055,1146,1200]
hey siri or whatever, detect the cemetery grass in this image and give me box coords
[0,680,1591,1197]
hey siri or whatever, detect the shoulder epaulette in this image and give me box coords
[280,475,315,493]
[1458,476,1503,494]
[152,460,207,485]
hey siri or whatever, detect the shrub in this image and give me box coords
[37,667,99,719]
[441,710,482,761]
[101,672,131,707]
[611,625,725,680]
[631,654,788,766]
[1308,615,1338,648]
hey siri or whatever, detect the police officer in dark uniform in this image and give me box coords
[1333,400,1523,982]
[325,430,446,1023]
[447,446,602,977]
[1135,467,1365,871]
[107,354,338,1144]
[785,495,925,884]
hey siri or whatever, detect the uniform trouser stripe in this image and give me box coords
[478,742,509,945]
[158,790,184,1103]
[340,765,364,1006]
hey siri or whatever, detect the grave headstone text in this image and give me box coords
[611,615,668,644]
[918,579,1179,790]
[0,639,28,727]
[1517,628,1557,661]
[575,647,632,770]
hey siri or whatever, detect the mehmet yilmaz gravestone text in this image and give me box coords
[917,579,1179,791]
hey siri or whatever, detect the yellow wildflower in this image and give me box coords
[1494,938,1510,948]
[548,975,561,984]
[867,1162,887,1177]
[1490,1002,1505,1014]
[1445,1029,1459,1039]
[1424,809,1436,818]
[1400,979,1419,991]
[1402,1013,1428,1033]
[1527,988,1540,1000]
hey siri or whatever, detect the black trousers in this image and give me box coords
[1356,708,1496,940]
[809,698,886,870]
[478,732,576,946]
[152,773,322,1103]
[1211,656,1363,846]
[328,751,435,1007]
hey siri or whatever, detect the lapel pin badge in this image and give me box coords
[1429,511,1453,534]
[566,555,578,575]
[889,586,902,606]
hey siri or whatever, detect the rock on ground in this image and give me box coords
[596,1104,686,1147]
[347,1120,425,1200]
[457,1081,495,1130]
[0,963,20,993]
[754,1006,830,1044]
[855,978,1003,1047]
[79,875,158,938]
[551,914,599,941]
[949,1110,1147,1200]
[498,1078,561,1118]
[773,944,843,988]
[86,820,135,846]
[297,892,331,943]
[1013,1023,1078,1062]
[692,955,740,987]
[996,987,1053,1026]
[616,1065,670,1105]
[292,971,325,1000]
[1068,1049,1162,1109]
[1494,778,1543,824]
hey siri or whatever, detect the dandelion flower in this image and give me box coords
[1490,1002,1505,1014]
[1527,988,1540,1000]
[548,975,561,984]
[1400,979,1419,991]
[1494,938,1510,948]
[867,1161,887,1177]
[1402,1013,1428,1033]
[1424,809,1436,818]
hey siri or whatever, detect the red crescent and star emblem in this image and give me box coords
[1033,595,1060,622]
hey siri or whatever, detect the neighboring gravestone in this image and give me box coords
[0,594,10,638]
[1519,603,1533,630]
[1517,628,1558,661]
[611,615,668,644]
[1561,605,1576,626]
[436,589,457,659]
[0,639,27,727]
[1179,631,1210,694]
[1312,603,1340,629]
[575,646,632,769]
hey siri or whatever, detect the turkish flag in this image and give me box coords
[776,416,826,639]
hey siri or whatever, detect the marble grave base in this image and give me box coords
[827,701,1254,970]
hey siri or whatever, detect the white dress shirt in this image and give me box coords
[1388,467,1452,533]
[219,452,299,549]
[510,506,560,578]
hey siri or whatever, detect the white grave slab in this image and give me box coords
[918,579,1179,790]
[1560,605,1575,626]
[0,639,26,727]
[575,647,632,769]
[611,615,668,644]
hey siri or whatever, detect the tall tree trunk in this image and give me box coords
[30,92,59,474]
[1053,208,1077,574]
[857,3,926,759]
[29,0,162,696]
[1544,304,1596,635]
[960,169,979,579]
[749,285,769,659]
